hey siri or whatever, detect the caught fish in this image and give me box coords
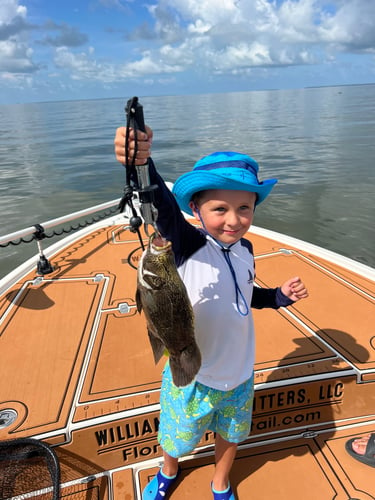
[136,233,201,387]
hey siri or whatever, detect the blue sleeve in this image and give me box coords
[147,158,206,265]
[251,286,294,309]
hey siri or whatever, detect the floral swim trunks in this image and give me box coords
[158,363,254,458]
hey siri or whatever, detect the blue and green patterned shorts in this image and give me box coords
[158,363,254,458]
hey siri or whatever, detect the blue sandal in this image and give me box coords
[211,483,236,500]
[142,468,180,499]
[212,482,236,500]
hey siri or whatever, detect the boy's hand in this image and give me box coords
[281,277,308,302]
[114,126,153,165]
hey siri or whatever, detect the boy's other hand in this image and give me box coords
[281,277,308,302]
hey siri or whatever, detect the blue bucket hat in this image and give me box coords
[172,152,278,215]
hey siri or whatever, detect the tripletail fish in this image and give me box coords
[136,233,201,387]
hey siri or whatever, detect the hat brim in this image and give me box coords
[172,169,277,215]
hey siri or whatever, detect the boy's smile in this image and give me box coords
[190,189,257,245]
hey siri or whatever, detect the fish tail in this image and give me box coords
[169,342,202,387]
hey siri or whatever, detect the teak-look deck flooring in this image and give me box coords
[0,216,374,499]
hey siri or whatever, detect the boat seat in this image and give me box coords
[0,437,60,500]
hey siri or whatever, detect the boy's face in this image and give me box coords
[189,189,257,245]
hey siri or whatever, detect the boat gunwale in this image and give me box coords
[1,191,374,294]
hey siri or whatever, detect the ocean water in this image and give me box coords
[0,85,374,278]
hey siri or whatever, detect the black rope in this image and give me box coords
[0,206,119,249]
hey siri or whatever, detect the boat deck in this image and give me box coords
[0,216,374,499]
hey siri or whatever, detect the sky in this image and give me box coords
[0,0,374,104]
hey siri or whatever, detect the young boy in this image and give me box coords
[114,127,308,500]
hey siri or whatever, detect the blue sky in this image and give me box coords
[1,0,374,104]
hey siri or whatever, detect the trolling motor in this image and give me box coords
[120,97,159,240]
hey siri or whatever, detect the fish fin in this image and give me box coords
[135,289,142,313]
[169,342,202,387]
[147,329,166,364]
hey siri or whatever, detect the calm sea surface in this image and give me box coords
[0,85,374,278]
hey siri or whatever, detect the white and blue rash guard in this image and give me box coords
[145,159,293,391]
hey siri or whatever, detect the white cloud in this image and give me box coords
[54,47,103,80]
[0,0,37,75]
[0,39,36,71]
[150,0,239,26]
[318,1,375,52]
[1,0,375,102]
[140,0,375,75]
[0,0,26,21]
[53,45,183,83]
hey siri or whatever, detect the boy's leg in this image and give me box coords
[211,374,254,494]
[212,433,238,491]
[162,449,179,476]
[142,450,180,499]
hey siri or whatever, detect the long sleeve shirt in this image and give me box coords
[142,159,293,390]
